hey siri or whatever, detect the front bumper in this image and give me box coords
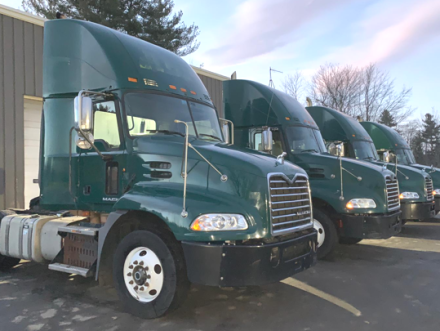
[401,200,435,220]
[338,210,402,239]
[182,230,317,287]
[435,196,440,213]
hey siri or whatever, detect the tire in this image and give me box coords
[339,237,362,245]
[0,210,20,271]
[313,208,338,259]
[113,230,189,319]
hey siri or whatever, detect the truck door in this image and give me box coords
[77,99,126,211]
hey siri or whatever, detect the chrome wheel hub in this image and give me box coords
[313,219,325,248]
[123,247,164,303]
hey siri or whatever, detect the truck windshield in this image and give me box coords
[395,148,416,165]
[352,141,379,161]
[285,126,327,153]
[124,93,223,141]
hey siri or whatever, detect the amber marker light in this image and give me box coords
[169,85,177,90]
[128,77,138,83]
[346,201,354,209]
[190,91,197,95]
[180,88,187,92]
[285,117,290,120]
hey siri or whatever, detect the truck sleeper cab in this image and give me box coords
[0,20,317,319]
[224,80,402,259]
[360,121,440,214]
[307,106,435,222]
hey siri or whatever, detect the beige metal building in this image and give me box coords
[0,4,230,210]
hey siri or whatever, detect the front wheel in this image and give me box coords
[313,208,338,259]
[113,230,189,319]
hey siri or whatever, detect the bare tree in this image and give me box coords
[282,70,305,100]
[357,64,414,123]
[309,63,415,124]
[309,63,362,116]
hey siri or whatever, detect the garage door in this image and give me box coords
[24,98,43,208]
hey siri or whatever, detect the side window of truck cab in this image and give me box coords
[93,101,121,150]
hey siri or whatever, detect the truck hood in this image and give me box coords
[133,135,307,178]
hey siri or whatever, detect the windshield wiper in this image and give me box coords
[199,134,222,142]
[301,149,319,153]
[147,130,185,137]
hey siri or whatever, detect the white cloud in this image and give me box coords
[202,0,357,66]
[313,0,440,66]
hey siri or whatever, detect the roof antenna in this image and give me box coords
[269,67,282,88]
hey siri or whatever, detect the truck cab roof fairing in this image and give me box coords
[43,19,212,105]
[223,80,318,129]
[306,106,373,143]
[360,121,410,150]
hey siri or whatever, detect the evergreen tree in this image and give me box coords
[411,132,425,164]
[378,109,397,127]
[420,113,440,166]
[22,0,200,56]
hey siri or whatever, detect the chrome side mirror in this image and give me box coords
[74,94,94,149]
[222,123,230,144]
[74,95,93,131]
[328,142,344,157]
[262,128,273,152]
[382,151,390,163]
[219,118,234,144]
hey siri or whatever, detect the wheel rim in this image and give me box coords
[313,219,325,248]
[123,247,164,303]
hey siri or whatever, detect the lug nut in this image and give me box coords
[129,265,133,269]
[145,282,149,287]
[129,281,134,285]
[147,275,151,279]
[127,273,132,276]
[140,261,144,266]
[134,261,138,265]
[134,286,139,291]
[140,287,144,291]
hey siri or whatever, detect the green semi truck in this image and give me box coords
[0,20,318,318]
[360,121,440,214]
[223,80,402,259]
[307,106,435,222]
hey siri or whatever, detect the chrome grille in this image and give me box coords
[426,177,433,200]
[386,176,400,211]
[268,174,313,236]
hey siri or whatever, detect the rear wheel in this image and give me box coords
[313,208,337,259]
[113,230,189,319]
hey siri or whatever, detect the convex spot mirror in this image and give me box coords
[74,96,93,131]
[76,131,94,150]
[262,128,273,152]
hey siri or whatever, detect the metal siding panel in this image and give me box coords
[0,15,4,210]
[24,22,35,96]
[3,16,16,208]
[14,18,25,208]
[34,26,43,97]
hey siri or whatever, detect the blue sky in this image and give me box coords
[3,0,440,121]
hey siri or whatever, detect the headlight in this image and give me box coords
[346,198,376,209]
[433,189,440,196]
[190,214,248,231]
[399,192,419,199]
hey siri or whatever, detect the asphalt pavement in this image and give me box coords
[1,219,440,331]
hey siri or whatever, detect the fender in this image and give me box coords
[95,181,270,280]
